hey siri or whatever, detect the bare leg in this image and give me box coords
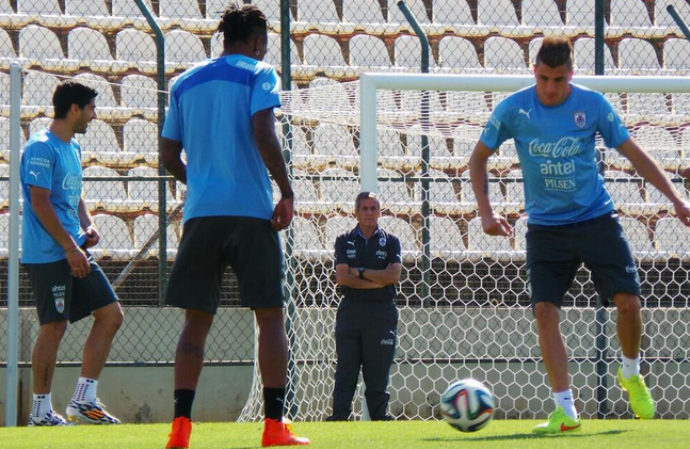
[254,307,288,388]
[174,309,214,390]
[613,293,642,359]
[534,302,570,392]
[80,302,124,379]
[32,321,67,394]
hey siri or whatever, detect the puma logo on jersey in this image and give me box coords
[29,170,40,180]
[347,241,355,246]
[518,108,531,119]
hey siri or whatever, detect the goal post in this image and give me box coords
[238,72,690,422]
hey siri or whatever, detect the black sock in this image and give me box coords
[174,389,196,419]
[263,387,286,421]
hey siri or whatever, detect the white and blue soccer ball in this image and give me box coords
[440,379,495,432]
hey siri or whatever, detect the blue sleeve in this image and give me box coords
[22,142,56,191]
[479,100,513,151]
[251,66,281,116]
[597,93,630,148]
[387,235,402,265]
[334,236,348,265]
[161,83,182,142]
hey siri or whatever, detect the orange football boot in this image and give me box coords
[166,416,192,449]
[262,418,310,447]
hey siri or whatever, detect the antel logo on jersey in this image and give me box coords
[528,137,582,158]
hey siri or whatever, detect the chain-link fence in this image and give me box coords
[1,0,690,421]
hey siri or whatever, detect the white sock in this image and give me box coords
[553,389,578,420]
[32,393,52,419]
[621,354,641,378]
[72,377,98,403]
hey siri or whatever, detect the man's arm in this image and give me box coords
[160,137,186,184]
[336,263,385,289]
[350,263,402,286]
[77,198,99,248]
[30,187,90,277]
[252,108,294,231]
[617,139,690,225]
[469,141,512,236]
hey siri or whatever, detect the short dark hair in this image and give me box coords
[218,2,268,46]
[52,81,98,119]
[535,36,573,70]
[355,192,380,211]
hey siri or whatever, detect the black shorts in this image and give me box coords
[165,216,285,314]
[526,211,642,308]
[24,251,119,325]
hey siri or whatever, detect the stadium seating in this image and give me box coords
[19,0,61,15]
[22,71,60,107]
[567,0,594,27]
[483,37,527,72]
[90,213,135,260]
[250,0,284,22]
[160,0,202,19]
[123,118,158,156]
[434,0,474,25]
[523,0,563,26]
[0,163,9,201]
[319,168,360,212]
[478,0,519,26]
[324,215,357,245]
[82,166,129,212]
[0,28,15,63]
[618,37,660,73]
[165,30,207,68]
[606,171,644,207]
[467,216,515,259]
[343,0,385,24]
[0,212,20,258]
[287,215,327,258]
[120,75,158,113]
[430,216,466,258]
[395,35,437,68]
[350,35,391,68]
[112,0,154,17]
[655,217,690,259]
[388,0,430,24]
[610,0,652,27]
[574,37,615,74]
[68,28,130,74]
[128,166,177,211]
[116,29,157,74]
[265,33,300,67]
[378,215,420,256]
[438,36,481,70]
[132,213,180,258]
[513,216,528,252]
[656,0,690,28]
[664,38,690,74]
[65,0,109,16]
[298,0,339,24]
[303,34,346,68]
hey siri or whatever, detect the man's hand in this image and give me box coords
[481,212,512,236]
[673,198,690,228]
[84,225,100,248]
[65,246,90,278]
[271,196,294,231]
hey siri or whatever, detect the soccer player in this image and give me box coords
[160,3,309,448]
[469,36,690,433]
[326,192,402,422]
[20,81,124,426]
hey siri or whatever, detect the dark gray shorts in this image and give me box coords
[24,251,119,325]
[165,216,285,314]
[526,211,642,308]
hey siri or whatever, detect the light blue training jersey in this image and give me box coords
[20,129,86,263]
[480,83,630,225]
[162,55,281,223]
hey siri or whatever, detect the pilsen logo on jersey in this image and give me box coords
[52,285,66,313]
[573,111,586,128]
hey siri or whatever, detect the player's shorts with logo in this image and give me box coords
[24,250,119,325]
[165,216,285,313]
[526,211,642,308]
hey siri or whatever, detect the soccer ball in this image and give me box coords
[440,379,494,432]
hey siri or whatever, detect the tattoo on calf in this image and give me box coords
[179,342,204,359]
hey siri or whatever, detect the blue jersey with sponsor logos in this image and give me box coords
[20,129,86,263]
[162,55,281,222]
[480,84,630,225]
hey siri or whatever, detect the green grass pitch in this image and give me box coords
[2,420,689,449]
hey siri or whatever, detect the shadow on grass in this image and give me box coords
[424,429,627,442]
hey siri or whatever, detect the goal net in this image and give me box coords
[239,74,690,421]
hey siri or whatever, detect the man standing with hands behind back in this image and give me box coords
[326,192,403,422]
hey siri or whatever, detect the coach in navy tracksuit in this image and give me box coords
[326,192,403,421]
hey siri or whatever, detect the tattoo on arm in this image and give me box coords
[483,178,489,195]
[178,342,204,360]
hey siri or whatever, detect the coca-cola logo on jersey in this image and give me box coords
[528,137,582,158]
